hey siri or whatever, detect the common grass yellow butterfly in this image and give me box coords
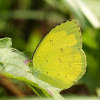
[32,20,86,90]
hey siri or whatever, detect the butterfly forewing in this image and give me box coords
[33,20,86,89]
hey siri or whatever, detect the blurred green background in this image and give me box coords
[0,0,100,99]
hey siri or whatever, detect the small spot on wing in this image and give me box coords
[59,59,62,63]
[69,64,72,67]
[60,48,63,53]
[65,74,67,78]
[78,47,80,50]
[50,40,53,45]
[46,60,48,62]
[67,46,70,47]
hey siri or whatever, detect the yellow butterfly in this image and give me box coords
[32,20,86,90]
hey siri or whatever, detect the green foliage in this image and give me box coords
[26,29,42,52]
[0,87,7,97]
[0,0,100,99]
[82,29,100,92]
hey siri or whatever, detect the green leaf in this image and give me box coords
[45,0,100,28]
[96,88,100,97]
[84,0,100,17]
[0,37,12,48]
[0,37,64,100]
[27,83,49,97]
[82,28,98,49]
